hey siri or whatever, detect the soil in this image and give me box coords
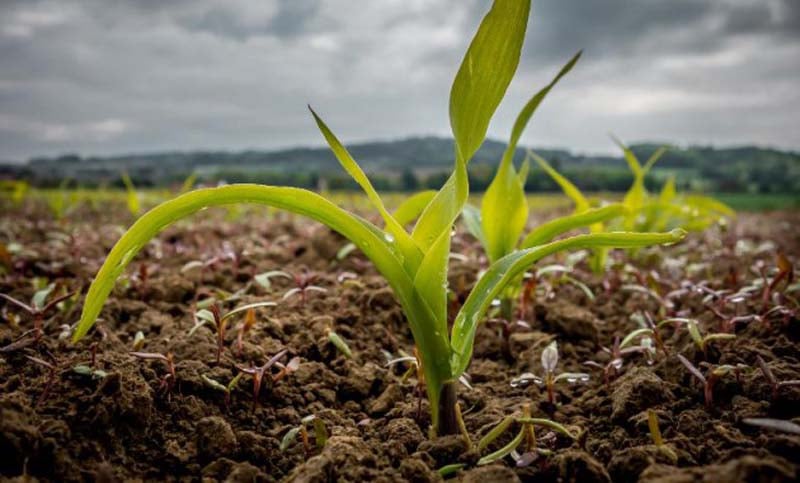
[1,199,799,482]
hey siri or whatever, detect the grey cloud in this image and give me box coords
[0,0,798,162]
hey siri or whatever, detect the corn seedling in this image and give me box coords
[510,341,589,406]
[130,351,176,396]
[280,415,329,455]
[236,349,288,409]
[463,55,632,315]
[755,355,800,400]
[190,301,276,364]
[120,171,141,217]
[676,354,747,409]
[201,372,244,407]
[71,0,686,435]
[476,403,576,467]
[1,286,77,341]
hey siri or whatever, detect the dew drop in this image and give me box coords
[384,233,395,243]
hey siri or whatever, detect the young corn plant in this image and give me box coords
[70,0,685,435]
[461,51,630,315]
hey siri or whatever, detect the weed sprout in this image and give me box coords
[510,341,589,406]
[677,354,747,409]
[280,415,329,455]
[130,351,176,396]
[190,301,276,364]
[1,286,77,341]
[755,355,800,400]
[236,349,289,409]
[201,373,243,407]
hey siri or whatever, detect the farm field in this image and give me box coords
[1,193,798,481]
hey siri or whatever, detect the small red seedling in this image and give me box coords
[255,269,327,307]
[760,253,794,311]
[677,354,747,410]
[25,355,59,406]
[1,288,77,341]
[191,301,276,364]
[201,373,244,408]
[756,355,800,400]
[130,351,176,396]
[235,308,256,357]
[237,349,289,410]
[685,319,736,358]
[585,335,652,387]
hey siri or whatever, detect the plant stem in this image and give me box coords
[438,381,460,436]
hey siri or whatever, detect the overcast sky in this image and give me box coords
[1,0,798,162]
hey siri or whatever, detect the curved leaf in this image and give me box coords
[521,203,627,248]
[530,151,589,211]
[450,230,687,376]
[309,107,422,270]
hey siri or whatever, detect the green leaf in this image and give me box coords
[521,203,627,248]
[449,0,531,163]
[460,203,486,246]
[530,151,589,211]
[327,330,353,359]
[413,0,531,250]
[481,52,581,261]
[222,301,276,322]
[477,426,525,466]
[450,230,687,376]
[413,229,451,337]
[393,190,437,226]
[310,107,422,271]
[73,185,412,342]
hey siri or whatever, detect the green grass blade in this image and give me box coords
[521,203,627,248]
[530,151,589,212]
[309,107,422,270]
[450,229,687,376]
[393,190,437,226]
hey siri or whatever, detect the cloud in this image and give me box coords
[0,0,798,161]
